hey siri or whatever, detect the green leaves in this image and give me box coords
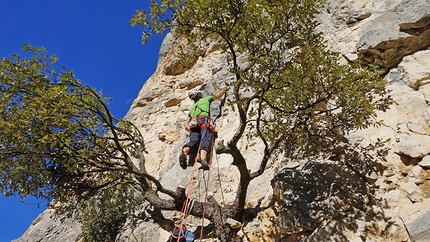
[0,45,146,210]
[79,183,135,242]
[126,2,391,239]
[131,0,181,43]
[134,0,389,157]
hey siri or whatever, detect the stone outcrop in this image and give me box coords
[320,0,430,70]
[14,209,83,242]
[15,0,430,241]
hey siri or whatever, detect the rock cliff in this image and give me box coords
[15,0,430,241]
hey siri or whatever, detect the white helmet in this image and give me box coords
[188,88,201,100]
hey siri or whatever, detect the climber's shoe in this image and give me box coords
[198,157,209,170]
[179,152,187,170]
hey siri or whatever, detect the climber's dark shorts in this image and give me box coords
[183,116,212,152]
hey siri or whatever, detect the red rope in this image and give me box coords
[176,146,201,241]
[176,120,216,241]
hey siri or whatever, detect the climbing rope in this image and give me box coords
[175,146,201,242]
[199,132,215,240]
[175,118,217,241]
[214,150,226,206]
[174,89,229,241]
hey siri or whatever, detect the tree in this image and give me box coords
[0,44,179,241]
[0,0,390,241]
[131,0,389,240]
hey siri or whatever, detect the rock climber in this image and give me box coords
[179,86,230,170]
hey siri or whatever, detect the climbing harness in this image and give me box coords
[175,118,215,241]
[174,89,228,240]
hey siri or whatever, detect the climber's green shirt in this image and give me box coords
[189,95,213,118]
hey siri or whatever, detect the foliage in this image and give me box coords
[132,0,388,158]
[80,184,132,242]
[0,0,391,240]
[0,44,147,234]
[132,0,390,240]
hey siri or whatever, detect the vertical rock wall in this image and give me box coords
[15,0,430,241]
[267,0,430,241]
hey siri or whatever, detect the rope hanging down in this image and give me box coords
[198,91,228,237]
[173,89,228,241]
[199,133,215,240]
[174,118,215,241]
[174,147,200,242]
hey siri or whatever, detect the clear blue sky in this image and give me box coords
[0,1,164,241]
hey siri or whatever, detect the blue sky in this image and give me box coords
[0,1,164,241]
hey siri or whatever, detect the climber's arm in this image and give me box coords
[184,117,191,131]
[214,86,230,100]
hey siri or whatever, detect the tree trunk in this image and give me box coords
[205,197,238,241]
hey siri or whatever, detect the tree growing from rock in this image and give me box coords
[0,44,168,241]
[0,1,389,241]
[132,0,389,240]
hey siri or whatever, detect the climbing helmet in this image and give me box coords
[188,88,201,100]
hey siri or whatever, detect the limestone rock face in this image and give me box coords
[14,209,83,242]
[15,0,430,241]
[319,0,430,69]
